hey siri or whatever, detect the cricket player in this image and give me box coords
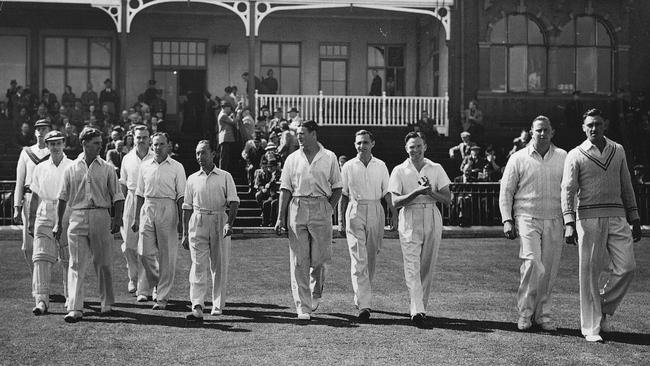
[132,132,186,310]
[499,116,567,331]
[275,120,342,321]
[119,125,154,301]
[27,130,73,315]
[14,119,51,270]
[562,108,641,343]
[183,140,240,321]
[54,127,124,323]
[388,132,451,327]
[338,130,396,321]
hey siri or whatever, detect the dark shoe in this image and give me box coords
[186,305,204,322]
[358,308,371,322]
[32,301,48,316]
[411,313,426,327]
[64,311,83,323]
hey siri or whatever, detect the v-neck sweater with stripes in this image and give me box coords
[561,137,639,223]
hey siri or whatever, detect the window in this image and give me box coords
[43,37,112,98]
[152,39,206,68]
[368,45,405,96]
[549,16,612,93]
[0,35,27,91]
[261,42,301,94]
[488,14,545,92]
[319,43,348,95]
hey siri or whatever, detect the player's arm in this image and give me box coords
[338,193,349,233]
[181,208,193,250]
[392,185,430,209]
[28,191,40,236]
[274,188,292,234]
[132,195,144,232]
[561,154,579,245]
[427,185,451,205]
[499,158,519,239]
[224,201,240,238]
[53,199,67,241]
[329,188,342,211]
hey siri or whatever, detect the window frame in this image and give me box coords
[318,42,350,95]
[41,35,114,97]
[367,44,407,96]
[151,38,208,70]
[260,41,302,95]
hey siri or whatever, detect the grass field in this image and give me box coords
[0,236,648,365]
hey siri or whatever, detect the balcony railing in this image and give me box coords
[256,92,449,135]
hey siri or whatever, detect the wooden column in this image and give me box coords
[248,1,257,112]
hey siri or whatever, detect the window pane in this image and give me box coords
[197,42,205,54]
[162,42,170,53]
[333,61,346,81]
[189,54,196,66]
[367,69,384,94]
[528,46,545,91]
[197,55,205,67]
[171,54,179,65]
[171,42,179,53]
[554,20,574,45]
[179,42,187,53]
[90,39,111,67]
[179,54,188,66]
[282,44,300,66]
[280,67,300,94]
[368,46,385,67]
[153,41,161,53]
[508,46,527,92]
[319,45,326,56]
[68,38,88,66]
[489,46,506,91]
[162,54,170,66]
[341,45,348,57]
[153,54,162,66]
[576,47,597,92]
[388,68,404,96]
[528,20,543,44]
[45,37,65,66]
[67,69,87,99]
[548,47,574,92]
[387,46,404,67]
[189,42,196,53]
[43,68,65,97]
[321,61,333,80]
[577,17,595,46]
[331,81,346,95]
[508,15,527,44]
[262,43,279,65]
[0,36,27,89]
[90,69,111,98]
[596,22,611,46]
[597,48,611,92]
[490,18,506,43]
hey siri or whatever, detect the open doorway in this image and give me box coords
[152,69,206,134]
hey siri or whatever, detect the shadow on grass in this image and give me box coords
[80,301,357,329]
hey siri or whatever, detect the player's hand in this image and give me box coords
[632,220,642,242]
[131,219,139,233]
[53,224,62,242]
[503,221,517,240]
[13,207,22,225]
[223,223,233,238]
[389,215,398,232]
[181,234,189,250]
[564,224,577,245]
[110,217,122,234]
[274,220,287,236]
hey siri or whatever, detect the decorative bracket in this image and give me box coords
[92,4,122,32]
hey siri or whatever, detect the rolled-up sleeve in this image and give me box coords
[279,158,294,192]
[58,168,71,202]
[135,165,145,197]
[182,177,194,210]
[380,163,390,197]
[225,173,240,203]
[329,153,343,189]
[388,167,403,195]
[561,151,580,224]
[175,163,187,200]
[108,168,125,203]
[341,164,349,196]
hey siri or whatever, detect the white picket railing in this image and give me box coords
[255,91,449,135]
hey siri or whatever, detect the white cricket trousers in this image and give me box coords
[139,198,179,303]
[398,203,442,317]
[287,197,332,315]
[67,208,115,312]
[515,216,563,323]
[577,216,636,336]
[345,199,384,310]
[188,210,230,311]
[121,190,150,296]
[32,201,69,306]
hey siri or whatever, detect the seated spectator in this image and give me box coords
[254,156,273,209]
[15,121,36,147]
[242,130,266,192]
[68,100,85,128]
[255,156,282,227]
[268,107,286,131]
[118,109,130,127]
[508,129,531,158]
[63,121,81,155]
[261,141,281,167]
[105,140,125,177]
[61,85,76,109]
[99,103,115,127]
[31,104,52,125]
[458,145,485,182]
[84,104,99,123]
[123,131,134,153]
[410,109,439,142]
[80,82,99,109]
[633,164,646,184]
[449,131,477,160]
[267,130,281,151]
[239,107,256,142]
[0,101,10,126]
[462,99,484,138]
[13,106,31,131]
[41,89,58,114]
[477,147,501,182]
[52,105,68,131]
[106,127,124,152]
[277,121,298,161]
[256,104,271,139]
[287,107,302,131]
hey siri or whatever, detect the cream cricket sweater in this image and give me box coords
[561,137,639,223]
